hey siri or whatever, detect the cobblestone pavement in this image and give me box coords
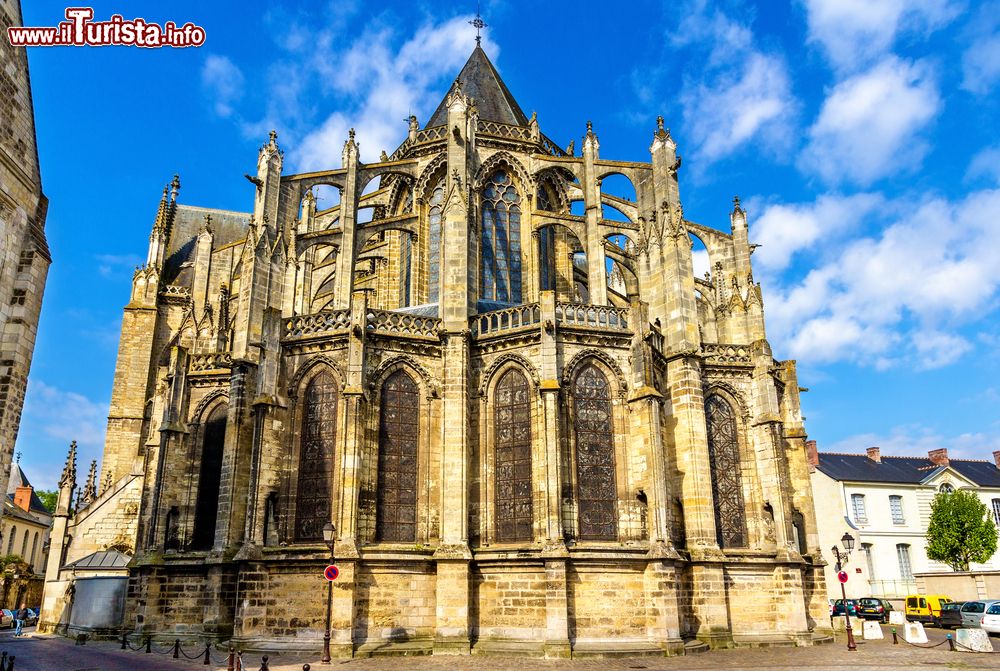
[1,625,996,671]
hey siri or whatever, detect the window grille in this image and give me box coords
[706,395,747,548]
[993,498,1000,527]
[896,543,913,580]
[889,495,905,524]
[851,493,867,523]
[294,372,337,542]
[376,371,419,542]
[573,364,617,540]
[494,369,532,542]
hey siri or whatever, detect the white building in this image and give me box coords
[809,444,1000,602]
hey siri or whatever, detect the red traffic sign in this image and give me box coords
[837,570,848,583]
[324,565,340,581]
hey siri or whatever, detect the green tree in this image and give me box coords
[34,489,57,513]
[926,489,999,571]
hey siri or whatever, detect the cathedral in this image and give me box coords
[41,43,830,656]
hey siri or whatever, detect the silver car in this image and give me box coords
[959,600,1000,628]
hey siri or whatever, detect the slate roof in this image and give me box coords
[163,204,251,285]
[64,550,131,570]
[6,466,52,516]
[818,452,1000,487]
[426,46,529,128]
[2,499,46,526]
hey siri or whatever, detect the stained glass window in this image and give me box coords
[377,370,419,542]
[481,171,522,303]
[294,372,337,542]
[192,403,227,550]
[573,364,618,540]
[494,369,533,542]
[705,395,747,548]
[400,233,412,307]
[428,182,443,303]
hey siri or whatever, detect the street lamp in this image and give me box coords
[321,522,336,665]
[831,532,856,651]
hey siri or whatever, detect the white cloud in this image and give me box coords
[966,145,1000,184]
[95,253,142,277]
[201,55,245,119]
[763,187,1000,369]
[21,380,108,448]
[802,0,960,72]
[751,193,883,274]
[962,32,1000,94]
[825,425,1000,461]
[293,17,497,170]
[799,57,940,186]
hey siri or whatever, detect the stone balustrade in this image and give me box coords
[701,342,753,365]
[366,309,441,339]
[189,352,232,373]
[473,303,541,336]
[284,310,351,338]
[555,302,630,331]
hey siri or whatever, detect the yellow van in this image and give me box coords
[905,594,953,626]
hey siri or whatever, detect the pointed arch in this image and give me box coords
[473,151,533,194]
[493,368,533,542]
[571,363,618,541]
[293,370,338,542]
[562,348,628,395]
[480,169,523,303]
[192,401,228,550]
[287,355,346,398]
[705,394,747,548]
[478,353,539,397]
[376,369,420,542]
[369,355,438,400]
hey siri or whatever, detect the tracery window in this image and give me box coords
[400,233,412,307]
[376,370,419,542]
[427,182,443,303]
[192,403,227,550]
[573,364,617,540]
[705,395,747,548]
[481,171,522,303]
[294,372,338,542]
[494,369,532,542]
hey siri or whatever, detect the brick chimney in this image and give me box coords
[928,448,949,467]
[993,450,1000,469]
[13,485,32,511]
[806,439,818,471]
[866,446,881,463]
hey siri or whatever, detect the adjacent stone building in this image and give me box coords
[810,445,1000,603]
[0,1,52,505]
[42,44,828,655]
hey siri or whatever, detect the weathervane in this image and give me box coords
[469,2,487,45]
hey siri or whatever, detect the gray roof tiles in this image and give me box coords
[426,46,529,128]
[818,452,1000,487]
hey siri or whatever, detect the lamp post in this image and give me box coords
[831,532,856,651]
[321,522,336,665]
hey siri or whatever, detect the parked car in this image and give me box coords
[858,597,894,623]
[959,600,1000,628]
[832,599,861,617]
[981,603,1000,635]
[940,601,966,629]
[23,608,38,626]
[905,594,953,626]
[0,610,10,629]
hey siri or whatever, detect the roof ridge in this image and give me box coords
[820,451,995,464]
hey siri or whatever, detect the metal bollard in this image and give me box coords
[227,649,235,671]
[145,637,152,654]
[204,643,212,665]
[947,633,954,651]
[121,629,128,650]
[174,639,180,659]
[7,654,13,671]
[303,665,311,671]
[2,651,7,665]
[891,627,898,644]
[259,655,269,671]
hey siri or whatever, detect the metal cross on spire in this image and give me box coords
[469,2,487,45]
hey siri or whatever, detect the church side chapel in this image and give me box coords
[40,39,830,656]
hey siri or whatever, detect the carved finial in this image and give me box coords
[733,195,744,214]
[586,120,593,134]
[202,214,213,233]
[82,460,97,504]
[657,115,664,132]
[101,469,113,494]
[654,115,672,142]
[15,451,20,465]
[380,150,389,162]
[530,111,537,123]
[269,129,277,144]
[59,441,77,490]
[348,128,356,142]
[566,140,575,156]
[469,2,487,46]
[170,174,181,201]
[452,167,462,188]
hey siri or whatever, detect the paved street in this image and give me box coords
[0,625,996,671]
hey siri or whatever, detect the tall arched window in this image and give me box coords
[705,395,747,548]
[573,364,617,540]
[30,532,38,567]
[427,182,444,303]
[6,526,15,554]
[481,171,522,304]
[494,369,532,542]
[192,403,227,551]
[377,370,419,542]
[294,372,338,542]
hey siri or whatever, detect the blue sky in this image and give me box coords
[15,0,1000,490]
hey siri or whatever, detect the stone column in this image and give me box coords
[643,559,683,654]
[543,559,570,658]
[538,291,563,544]
[581,122,607,306]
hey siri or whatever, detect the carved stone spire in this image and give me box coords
[101,468,113,495]
[82,459,97,504]
[59,440,77,489]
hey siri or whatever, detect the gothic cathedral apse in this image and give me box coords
[41,44,830,656]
